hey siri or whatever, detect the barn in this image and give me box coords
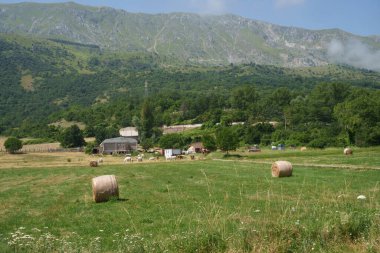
[100,137,138,155]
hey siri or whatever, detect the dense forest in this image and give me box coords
[1,34,379,148]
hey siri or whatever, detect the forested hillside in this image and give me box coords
[1,34,379,147]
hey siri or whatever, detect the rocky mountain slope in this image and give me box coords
[1,2,380,69]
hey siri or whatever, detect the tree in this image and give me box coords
[202,134,217,151]
[4,137,23,154]
[216,127,239,154]
[231,86,257,110]
[139,100,154,140]
[158,133,185,149]
[59,125,85,148]
[334,89,380,146]
[94,124,119,145]
[140,138,154,151]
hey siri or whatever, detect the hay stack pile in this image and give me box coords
[344,148,353,155]
[92,175,119,203]
[272,161,293,177]
[90,161,98,167]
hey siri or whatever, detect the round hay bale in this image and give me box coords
[300,146,307,151]
[90,161,98,167]
[272,161,293,177]
[92,175,119,203]
[344,148,353,155]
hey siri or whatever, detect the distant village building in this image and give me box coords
[162,124,202,134]
[100,137,137,155]
[119,127,139,141]
[188,142,204,153]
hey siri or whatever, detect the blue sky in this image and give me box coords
[1,0,379,36]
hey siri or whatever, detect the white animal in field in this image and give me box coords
[166,155,176,161]
[124,156,132,163]
[149,157,156,161]
[137,155,143,162]
[97,158,103,164]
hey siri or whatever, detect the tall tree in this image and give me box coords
[139,100,154,140]
[216,127,239,154]
[59,125,85,148]
[334,89,380,146]
[202,134,217,151]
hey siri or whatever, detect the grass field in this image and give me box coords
[0,148,379,252]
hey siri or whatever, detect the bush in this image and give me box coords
[4,137,23,153]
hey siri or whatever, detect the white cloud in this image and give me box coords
[328,39,380,71]
[275,0,305,8]
[190,0,228,15]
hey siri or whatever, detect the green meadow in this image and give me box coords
[0,148,379,252]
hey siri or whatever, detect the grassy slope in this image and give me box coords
[0,149,379,252]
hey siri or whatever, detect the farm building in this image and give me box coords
[119,127,139,141]
[188,142,204,153]
[100,137,137,155]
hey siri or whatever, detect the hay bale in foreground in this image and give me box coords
[272,161,293,177]
[300,147,307,151]
[90,161,98,167]
[92,175,119,203]
[344,148,353,155]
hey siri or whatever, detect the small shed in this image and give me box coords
[100,137,138,155]
[164,149,182,158]
[188,142,204,153]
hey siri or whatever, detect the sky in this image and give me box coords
[0,0,379,36]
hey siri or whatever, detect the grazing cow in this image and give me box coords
[149,157,156,161]
[137,156,143,162]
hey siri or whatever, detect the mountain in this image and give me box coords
[1,2,380,69]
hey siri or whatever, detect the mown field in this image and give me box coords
[0,148,379,252]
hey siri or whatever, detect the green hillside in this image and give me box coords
[1,33,379,147]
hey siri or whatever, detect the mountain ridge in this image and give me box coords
[1,2,380,69]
